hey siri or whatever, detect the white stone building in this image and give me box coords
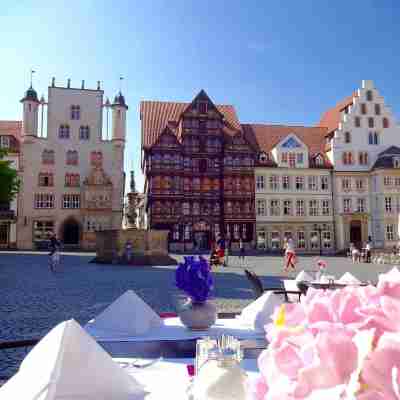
[17,78,127,250]
[252,126,335,253]
[0,121,21,248]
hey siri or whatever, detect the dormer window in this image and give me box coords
[198,102,208,114]
[394,158,400,168]
[259,152,268,163]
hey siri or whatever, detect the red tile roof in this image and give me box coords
[241,124,328,155]
[140,101,241,148]
[318,92,358,134]
[0,121,22,139]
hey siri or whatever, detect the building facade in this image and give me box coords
[17,78,126,250]
[0,121,21,248]
[252,128,335,253]
[141,90,256,252]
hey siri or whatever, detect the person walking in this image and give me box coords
[49,233,61,272]
[365,238,372,263]
[284,237,296,272]
[238,238,245,267]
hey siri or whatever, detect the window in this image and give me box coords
[271,232,280,249]
[355,117,361,127]
[385,197,392,213]
[394,158,400,169]
[172,224,180,241]
[282,176,290,190]
[297,231,305,249]
[309,200,318,216]
[79,126,90,140]
[38,173,53,187]
[234,224,240,240]
[342,152,353,165]
[374,132,379,145]
[257,230,266,249]
[59,125,70,139]
[184,224,192,240]
[375,104,381,115]
[281,152,288,163]
[356,179,364,190]
[322,231,332,248]
[182,202,190,215]
[383,117,389,128]
[296,200,305,216]
[283,200,292,216]
[62,194,80,209]
[321,176,329,190]
[359,152,369,165]
[66,150,78,165]
[295,176,304,190]
[395,177,400,186]
[384,176,392,186]
[386,224,395,241]
[322,200,330,216]
[256,175,265,190]
[34,194,54,209]
[256,200,266,216]
[269,175,279,190]
[357,198,365,213]
[308,176,317,190]
[33,221,54,242]
[361,103,367,114]
[288,153,296,168]
[368,117,374,128]
[342,178,351,190]
[344,131,351,143]
[310,231,319,249]
[0,136,10,149]
[270,200,280,216]
[193,202,200,215]
[70,105,80,120]
[198,102,208,114]
[90,151,103,167]
[65,173,80,187]
[368,132,373,145]
[297,153,303,164]
[343,198,352,213]
[366,90,373,101]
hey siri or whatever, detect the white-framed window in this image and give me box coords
[256,199,266,216]
[384,176,393,186]
[357,198,365,213]
[310,231,319,249]
[394,158,400,168]
[321,176,329,190]
[385,197,392,213]
[342,178,351,190]
[62,194,80,209]
[271,231,280,249]
[282,176,290,190]
[33,220,54,241]
[288,153,296,168]
[269,175,279,190]
[296,199,305,216]
[356,179,364,190]
[295,176,304,190]
[322,200,330,216]
[386,224,395,241]
[343,198,352,213]
[297,231,305,249]
[0,136,10,149]
[182,202,190,215]
[283,200,292,216]
[34,194,55,209]
[297,153,303,164]
[309,200,318,216]
[308,176,317,190]
[257,229,267,249]
[270,200,280,216]
[256,175,265,190]
[322,231,332,248]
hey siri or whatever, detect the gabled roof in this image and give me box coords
[140,98,241,149]
[378,146,400,157]
[240,124,328,155]
[373,146,400,169]
[0,121,22,139]
[318,92,358,134]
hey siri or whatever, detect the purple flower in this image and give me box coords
[175,256,214,303]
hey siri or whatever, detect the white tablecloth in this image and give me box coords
[114,357,259,400]
[87,317,264,342]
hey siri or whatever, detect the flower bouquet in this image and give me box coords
[248,267,400,399]
[175,256,216,330]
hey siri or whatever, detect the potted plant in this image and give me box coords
[175,256,216,330]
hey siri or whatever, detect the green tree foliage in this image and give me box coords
[0,149,20,204]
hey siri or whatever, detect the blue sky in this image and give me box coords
[1,0,400,190]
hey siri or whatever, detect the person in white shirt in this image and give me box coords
[284,237,296,271]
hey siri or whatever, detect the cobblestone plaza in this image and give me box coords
[0,252,396,378]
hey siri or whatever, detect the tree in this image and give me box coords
[0,149,20,204]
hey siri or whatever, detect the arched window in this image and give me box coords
[368,117,374,128]
[70,105,80,120]
[359,152,369,165]
[374,132,379,145]
[366,90,373,101]
[59,125,70,139]
[42,149,55,164]
[79,126,90,140]
[344,131,351,143]
[368,132,374,145]
[66,150,78,165]
[383,117,389,128]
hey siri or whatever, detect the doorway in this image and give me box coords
[62,219,80,245]
[0,223,8,247]
[350,221,362,248]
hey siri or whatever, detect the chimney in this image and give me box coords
[51,77,55,87]
[97,81,101,90]
[81,80,85,89]
[67,78,71,88]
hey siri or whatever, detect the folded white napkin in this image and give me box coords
[239,291,284,332]
[338,272,361,284]
[295,270,313,282]
[86,290,163,337]
[0,319,146,400]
